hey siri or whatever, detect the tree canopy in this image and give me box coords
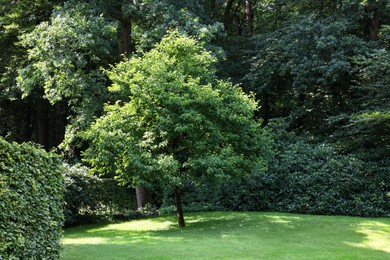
[83,31,272,226]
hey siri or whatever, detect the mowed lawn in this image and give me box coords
[61,212,390,259]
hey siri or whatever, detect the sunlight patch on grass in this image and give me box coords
[264,215,296,224]
[62,237,106,245]
[345,221,390,253]
[62,218,183,246]
[88,219,176,232]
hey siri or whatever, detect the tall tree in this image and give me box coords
[365,0,385,40]
[17,1,117,153]
[0,0,66,147]
[245,0,254,36]
[247,17,371,131]
[83,32,272,227]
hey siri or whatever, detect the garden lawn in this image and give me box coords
[61,212,390,259]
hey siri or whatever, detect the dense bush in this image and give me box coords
[177,121,389,217]
[269,141,389,216]
[0,138,64,259]
[64,163,137,226]
[216,138,390,217]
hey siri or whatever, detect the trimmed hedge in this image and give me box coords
[0,138,64,259]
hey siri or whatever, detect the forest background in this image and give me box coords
[0,0,389,226]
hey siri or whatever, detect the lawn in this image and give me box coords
[61,212,390,259]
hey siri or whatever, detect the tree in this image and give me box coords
[83,31,271,227]
[246,17,370,130]
[0,0,66,148]
[16,1,117,152]
[330,26,390,162]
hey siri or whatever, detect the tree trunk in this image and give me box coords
[174,186,185,228]
[224,0,235,32]
[210,0,216,18]
[119,18,132,59]
[262,91,270,126]
[54,101,67,147]
[245,0,254,36]
[369,0,383,41]
[135,186,153,209]
[23,100,33,141]
[36,98,50,150]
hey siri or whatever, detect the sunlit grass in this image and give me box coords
[344,221,390,253]
[62,212,390,259]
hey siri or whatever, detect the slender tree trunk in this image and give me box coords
[209,0,216,18]
[174,186,185,228]
[119,18,132,59]
[224,0,235,32]
[294,93,306,131]
[245,0,254,36]
[136,186,153,209]
[36,98,50,150]
[234,1,244,35]
[262,92,270,126]
[56,101,68,146]
[369,0,383,41]
[23,100,33,141]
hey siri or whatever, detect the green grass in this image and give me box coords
[61,212,390,259]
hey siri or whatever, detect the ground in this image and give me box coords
[62,211,390,259]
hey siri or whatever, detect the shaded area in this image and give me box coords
[62,212,390,260]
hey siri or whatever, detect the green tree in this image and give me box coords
[83,31,271,227]
[247,17,370,128]
[0,0,66,148]
[330,25,390,162]
[16,1,117,152]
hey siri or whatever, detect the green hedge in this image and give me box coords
[178,135,389,217]
[64,163,137,226]
[0,138,64,259]
[217,141,389,217]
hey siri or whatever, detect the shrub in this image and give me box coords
[63,163,137,226]
[217,136,389,217]
[269,141,388,216]
[0,138,64,259]
[184,119,389,217]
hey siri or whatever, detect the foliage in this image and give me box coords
[63,163,137,226]
[0,0,64,99]
[0,0,67,148]
[217,120,390,217]
[83,31,272,225]
[62,212,390,259]
[329,34,390,161]
[268,139,389,216]
[247,17,371,129]
[17,1,116,104]
[0,137,64,259]
[159,179,225,213]
[16,1,118,152]
[132,0,224,51]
